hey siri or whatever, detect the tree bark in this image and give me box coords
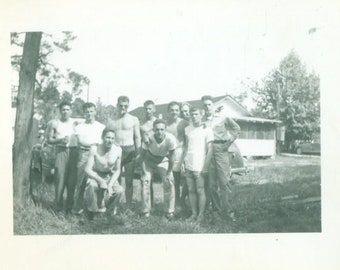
[13,32,42,204]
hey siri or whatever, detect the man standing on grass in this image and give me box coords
[72,102,105,214]
[47,101,78,212]
[106,96,141,209]
[140,119,176,220]
[201,95,240,222]
[166,101,189,209]
[140,100,157,144]
[183,107,213,223]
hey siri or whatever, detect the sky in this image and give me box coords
[13,1,326,111]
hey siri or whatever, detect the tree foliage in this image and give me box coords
[11,32,90,124]
[95,98,116,125]
[251,51,320,144]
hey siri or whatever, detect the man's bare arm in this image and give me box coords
[133,117,142,154]
[84,146,106,188]
[47,120,66,145]
[167,149,175,175]
[108,154,121,187]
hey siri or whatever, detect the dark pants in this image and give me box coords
[120,145,136,206]
[54,146,78,211]
[73,148,90,212]
[209,142,234,214]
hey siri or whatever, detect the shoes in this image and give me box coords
[228,211,236,222]
[142,212,150,218]
[164,212,174,221]
[97,207,107,213]
[72,209,84,215]
[186,215,197,223]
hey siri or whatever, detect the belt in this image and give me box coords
[213,140,228,144]
[147,150,166,159]
[79,146,90,151]
[56,145,76,149]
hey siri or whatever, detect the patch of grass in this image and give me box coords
[14,163,321,234]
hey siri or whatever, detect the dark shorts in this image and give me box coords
[121,145,136,165]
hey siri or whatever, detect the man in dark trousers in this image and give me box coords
[201,95,240,222]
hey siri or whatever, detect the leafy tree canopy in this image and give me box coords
[251,51,320,143]
[11,32,90,125]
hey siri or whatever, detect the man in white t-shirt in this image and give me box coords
[140,119,177,220]
[183,107,213,223]
[72,102,105,214]
[47,101,78,211]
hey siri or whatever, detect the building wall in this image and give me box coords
[235,121,277,157]
[235,139,276,157]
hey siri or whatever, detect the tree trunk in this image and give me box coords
[13,32,42,204]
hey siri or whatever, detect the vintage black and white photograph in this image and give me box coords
[3,1,340,270]
[10,5,325,236]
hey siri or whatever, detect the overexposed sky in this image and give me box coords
[16,1,325,110]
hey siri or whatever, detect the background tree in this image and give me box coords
[95,97,116,125]
[13,32,42,203]
[72,97,86,118]
[251,51,320,147]
[11,32,90,124]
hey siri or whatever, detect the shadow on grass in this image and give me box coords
[14,164,321,234]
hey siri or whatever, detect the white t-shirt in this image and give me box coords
[143,132,177,163]
[55,118,77,147]
[75,121,105,147]
[184,125,214,172]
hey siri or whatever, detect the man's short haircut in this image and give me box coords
[181,102,191,110]
[153,119,167,128]
[190,106,202,114]
[58,101,72,110]
[82,102,96,111]
[117,96,130,104]
[201,95,214,102]
[101,128,116,139]
[167,101,181,111]
[144,100,155,107]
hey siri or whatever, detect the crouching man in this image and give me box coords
[140,119,176,220]
[83,128,124,222]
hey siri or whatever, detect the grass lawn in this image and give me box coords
[14,155,321,234]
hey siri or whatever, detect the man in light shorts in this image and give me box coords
[47,101,78,211]
[72,102,105,214]
[166,101,189,208]
[183,107,213,223]
[140,119,176,220]
[106,96,141,209]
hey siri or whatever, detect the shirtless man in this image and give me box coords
[84,128,124,221]
[166,101,189,208]
[106,96,141,208]
[47,101,78,211]
[72,102,105,213]
[140,100,157,144]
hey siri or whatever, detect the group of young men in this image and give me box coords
[47,95,240,224]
